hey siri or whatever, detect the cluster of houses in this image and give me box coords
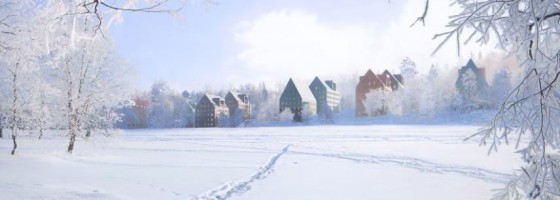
[194,59,489,127]
[195,76,343,127]
[195,92,251,127]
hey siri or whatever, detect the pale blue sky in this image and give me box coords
[110,0,492,92]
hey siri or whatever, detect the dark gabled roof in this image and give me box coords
[383,70,404,88]
[310,76,335,92]
[227,91,242,102]
[312,76,340,95]
[201,94,223,108]
[361,69,386,87]
[226,91,249,105]
[365,69,375,77]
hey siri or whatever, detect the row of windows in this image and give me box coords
[196,112,215,117]
[280,101,301,107]
[197,122,215,127]
[199,103,232,109]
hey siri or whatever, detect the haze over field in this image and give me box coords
[110,0,503,91]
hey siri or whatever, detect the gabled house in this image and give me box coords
[455,59,490,107]
[355,69,404,117]
[279,78,317,122]
[309,76,340,116]
[225,91,251,126]
[195,94,229,127]
[381,70,404,91]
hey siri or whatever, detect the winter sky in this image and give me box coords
[110,0,499,92]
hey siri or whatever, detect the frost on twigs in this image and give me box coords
[438,0,560,198]
[53,0,184,37]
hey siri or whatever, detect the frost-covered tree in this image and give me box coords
[490,68,512,108]
[35,91,50,140]
[0,1,48,155]
[171,94,194,128]
[147,81,174,128]
[253,84,280,123]
[300,103,315,123]
[399,57,418,79]
[454,68,481,111]
[119,93,150,129]
[118,82,199,129]
[427,65,459,115]
[363,88,398,116]
[278,108,294,122]
[50,40,131,153]
[398,57,423,116]
[228,108,245,127]
[0,0,180,154]
[364,89,384,116]
[426,0,560,198]
[217,112,229,128]
[43,2,133,152]
[337,74,359,116]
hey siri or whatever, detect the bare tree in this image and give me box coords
[39,0,181,153]
[419,0,560,198]
[51,39,131,153]
[0,0,181,154]
[0,1,47,155]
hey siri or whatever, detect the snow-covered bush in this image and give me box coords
[278,109,294,122]
[363,88,400,116]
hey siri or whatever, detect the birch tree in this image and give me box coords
[40,0,180,153]
[49,38,131,153]
[0,1,47,155]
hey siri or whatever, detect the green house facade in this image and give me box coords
[279,78,317,122]
[309,76,340,116]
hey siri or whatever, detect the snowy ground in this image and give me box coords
[0,125,522,200]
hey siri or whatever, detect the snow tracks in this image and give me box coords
[193,145,291,200]
[290,146,514,183]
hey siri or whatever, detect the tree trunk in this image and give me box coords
[10,62,18,155]
[67,113,78,153]
[0,113,2,138]
[38,128,43,140]
[11,132,17,155]
[38,99,45,140]
[86,129,91,138]
[67,130,76,153]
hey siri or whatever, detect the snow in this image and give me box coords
[0,125,521,199]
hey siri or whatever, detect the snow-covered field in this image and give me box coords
[0,125,522,200]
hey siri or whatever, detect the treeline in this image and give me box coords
[117,81,282,128]
[118,58,515,129]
